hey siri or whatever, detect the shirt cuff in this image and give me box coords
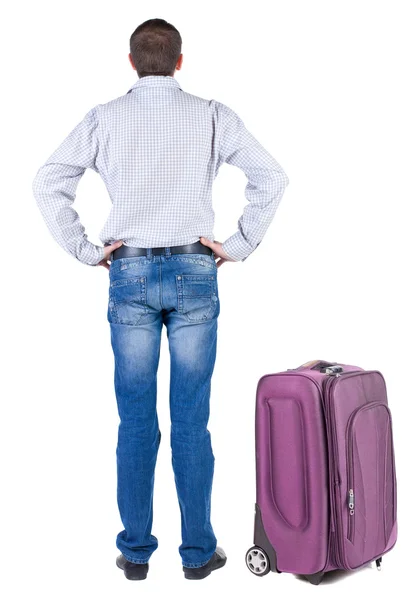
[222,231,257,262]
[79,242,106,266]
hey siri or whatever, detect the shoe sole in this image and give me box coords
[184,557,227,580]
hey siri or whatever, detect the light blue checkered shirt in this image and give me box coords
[32,75,289,265]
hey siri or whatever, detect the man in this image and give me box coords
[32,18,289,580]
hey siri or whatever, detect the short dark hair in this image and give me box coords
[129,18,182,78]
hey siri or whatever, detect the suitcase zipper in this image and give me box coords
[323,371,362,569]
[322,374,345,569]
[345,403,364,544]
[347,488,355,542]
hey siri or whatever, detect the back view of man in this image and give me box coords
[32,18,289,580]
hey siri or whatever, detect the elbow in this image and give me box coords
[32,169,44,202]
[32,168,52,209]
[269,169,289,196]
[276,168,289,188]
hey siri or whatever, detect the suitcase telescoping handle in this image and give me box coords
[295,359,344,375]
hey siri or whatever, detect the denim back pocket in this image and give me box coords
[108,276,148,325]
[176,274,218,323]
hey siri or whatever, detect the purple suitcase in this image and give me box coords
[246,360,398,585]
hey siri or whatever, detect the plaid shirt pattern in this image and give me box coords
[32,75,289,265]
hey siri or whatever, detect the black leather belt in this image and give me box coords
[107,240,214,262]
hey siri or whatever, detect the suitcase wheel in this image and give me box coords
[245,546,271,576]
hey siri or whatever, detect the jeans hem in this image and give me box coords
[121,552,150,565]
[182,556,212,568]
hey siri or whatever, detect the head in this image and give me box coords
[129,18,183,78]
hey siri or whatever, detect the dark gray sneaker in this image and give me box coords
[116,554,149,580]
[183,547,227,580]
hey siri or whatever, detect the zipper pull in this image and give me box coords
[348,489,355,514]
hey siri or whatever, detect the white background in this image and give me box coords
[2,0,415,598]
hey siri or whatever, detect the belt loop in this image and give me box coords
[165,246,171,257]
[146,248,152,259]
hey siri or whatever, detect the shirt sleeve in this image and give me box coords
[32,106,106,266]
[215,101,289,262]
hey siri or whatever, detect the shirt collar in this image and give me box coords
[127,75,182,94]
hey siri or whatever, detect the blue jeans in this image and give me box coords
[107,250,220,568]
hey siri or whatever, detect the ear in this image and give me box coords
[128,53,136,70]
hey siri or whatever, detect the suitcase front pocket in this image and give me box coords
[345,401,396,559]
